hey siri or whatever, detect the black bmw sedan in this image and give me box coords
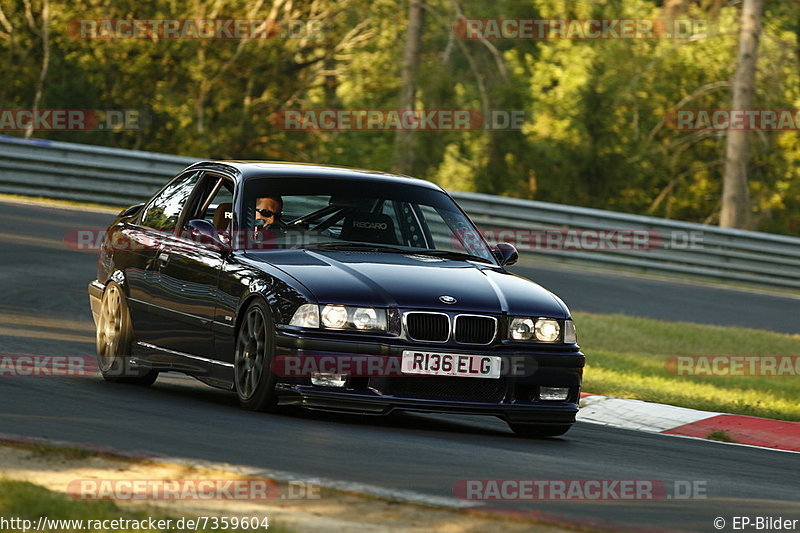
[88,161,584,437]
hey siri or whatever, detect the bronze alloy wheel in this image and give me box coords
[95,281,157,385]
[96,283,127,373]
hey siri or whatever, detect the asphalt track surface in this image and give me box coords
[1,200,798,532]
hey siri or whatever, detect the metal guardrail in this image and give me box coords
[451,192,800,290]
[0,135,194,206]
[2,135,799,291]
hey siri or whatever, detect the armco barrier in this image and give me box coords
[0,135,194,206]
[2,135,798,290]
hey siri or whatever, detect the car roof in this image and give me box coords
[187,160,445,192]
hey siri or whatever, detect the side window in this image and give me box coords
[378,200,405,244]
[198,178,235,230]
[140,171,201,231]
[417,204,455,250]
[281,195,330,225]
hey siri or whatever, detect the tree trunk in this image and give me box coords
[663,0,688,21]
[392,0,424,174]
[24,0,49,139]
[720,0,763,228]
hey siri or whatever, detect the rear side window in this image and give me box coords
[140,171,201,231]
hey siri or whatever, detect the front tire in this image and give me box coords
[509,423,572,438]
[95,281,158,386]
[234,300,279,412]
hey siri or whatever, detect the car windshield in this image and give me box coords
[241,176,495,263]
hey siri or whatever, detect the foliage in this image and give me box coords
[2,0,798,234]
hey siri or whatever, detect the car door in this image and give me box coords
[153,173,233,360]
[125,170,202,344]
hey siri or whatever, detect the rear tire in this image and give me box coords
[234,300,279,412]
[509,423,572,438]
[95,281,158,386]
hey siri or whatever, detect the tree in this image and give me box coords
[392,0,424,174]
[2,0,798,236]
[720,0,763,229]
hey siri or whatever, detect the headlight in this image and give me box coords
[509,318,535,340]
[564,319,577,343]
[535,319,560,342]
[508,317,562,342]
[289,303,319,327]
[289,304,387,332]
[352,307,379,330]
[321,305,349,328]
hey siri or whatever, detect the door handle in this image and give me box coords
[157,252,170,266]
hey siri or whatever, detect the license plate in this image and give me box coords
[401,351,501,379]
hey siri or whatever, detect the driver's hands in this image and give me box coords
[251,220,287,250]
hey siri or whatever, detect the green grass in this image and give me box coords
[0,479,291,533]
[706,430,736,443]
[27,444,94,460]
[576,312,800,421]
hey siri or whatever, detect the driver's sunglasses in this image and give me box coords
[255,208,282,219]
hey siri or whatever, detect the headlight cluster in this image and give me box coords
[289,303,387,332]
[508,317,577,343]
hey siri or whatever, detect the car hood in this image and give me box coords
[245,249,569,318]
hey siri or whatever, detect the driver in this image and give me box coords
[255,196,283,226]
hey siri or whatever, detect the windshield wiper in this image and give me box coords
[419,250,494,264]
[306,242,409,253]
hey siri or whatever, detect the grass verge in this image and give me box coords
[0,478,291,533]
[576,312,800,421]
[27,444,94,460]
[0,193,121,214]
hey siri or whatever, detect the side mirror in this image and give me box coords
[186,219,228,251]
[119,203,145,218]
[492,242,519,266]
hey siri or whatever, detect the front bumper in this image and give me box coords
[276,389,579,424]
[274,330,583,425]
[88,280,104,327]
